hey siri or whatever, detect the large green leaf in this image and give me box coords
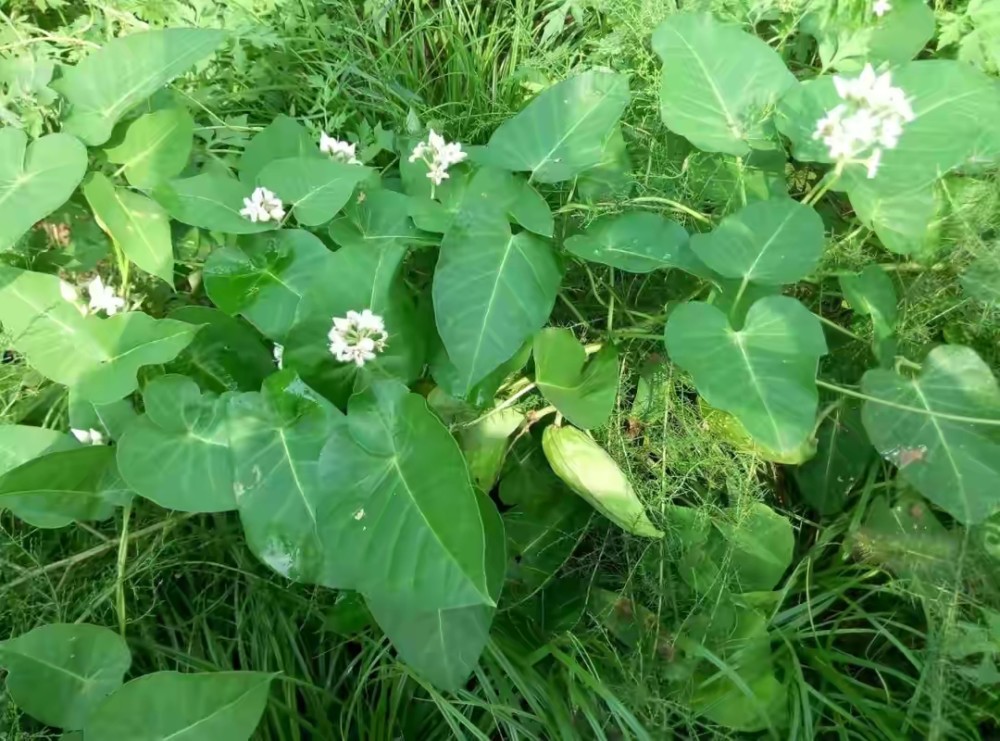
[105,107,194,189]
[0,623,131,731]
[203,229,335,341]
[257,157,369,226]
[84,671,273,741]
[840,263,898,361]
[316,380,495,609]
[457,408,524,492]
[52,29,226,146]
[0,129,87,251]
[83,173,174,283]
[365,489,506,690]
[691,198,824,287]
[848,181,944,256]
[961,252,1000,305]
[167,306,275,392]
[714,503,794,592]
[480,70,629,183]
[238,115,318,184]
[861,345,1000,524]
[809,0,935,72]
[652,13,795,155]
[0,267,197,403]
[328,189,429,250]
[564,212,690,273]
[434,204,562,392]
[534,328,618,429]
[0,425,76,474]
[117,375,236,513]
[778,61,1000,193]
[664,297,828,455]
[793,402,872,515]
[68,391,138,442]
[0,446,120,527]
[154,173,275,234]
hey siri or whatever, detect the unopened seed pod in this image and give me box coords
[542,425,663,538]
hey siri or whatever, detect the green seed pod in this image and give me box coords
[542,425,663,538]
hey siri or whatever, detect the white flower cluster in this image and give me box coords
[873,0,891,16]
[240,186,285,223]
[408,130,467,186]
[72,428,104,445]
[320,133,362,165]
[813,64,914,178]
[61,276,126,317]
[328,309,388,367]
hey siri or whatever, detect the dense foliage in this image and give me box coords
[1,0,999,738]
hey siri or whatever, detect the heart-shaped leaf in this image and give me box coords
[257,157,369,226]
[204,229,335,341]
[0,623,131,731]
[565,212,691,273]
[154,172,275,234]
[83,173,174,283]
[690,198,825,286]
[0,129,87,251]
[52,29,225,146]
[480,70,630,183]
[328,189,429,250]
[665,296,828,455]
[861,345,1000,524]
[534,328,619,429]
[434,203,562,393]
[84,671,273,741]
[652,13,795,155]
[238,115,318,183]
[117,375,236,513]
[105,107,194,189]
[0,267,198,403]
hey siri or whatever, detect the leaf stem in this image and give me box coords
[814,313,864,342]
[462,382,538,427]
[803,162,844,206]
[816,379,1000,426]
[558,290,591,329]
[116,501,132,637]
[629,196,713,225]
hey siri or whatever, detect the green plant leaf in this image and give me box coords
[238,115,318,183]
[83,173,174,284]
[167,306,276,392]
[0,425,77,474]
[117,375,236,513]
[430,340,532,408]
[793,402,873,515]
[576,126,633,202]
[715,502,794,591]
[68,390,138,442]
[861,345,1000,524]
[203,229,334,341]
[83,671,273,741]
[154,173,275,234]
[328,189,428,250]
[52,29,226,146]
[434,204,561,392]
[810,0,935,72]
[104,107,194,189]
[534,328,618,429]
[505,493,591,592]
[665,297,828,455]
[365,490,506,690]
[564,212,690,273]
[0,267,198,403]
[961,252,1000,304]
[457,408,524,492]
[257,157,370,226]
[0,623,131,730]
[480,70,630,183]
[690,198,825,286]
[849,181,943,256]
[652,13,795,155]
[0,446,120,527]
[840,263,898,344]
[316,379,495,609]
[0,129,87,251]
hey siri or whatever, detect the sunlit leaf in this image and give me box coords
[53,29,226,146]
[808,0,935,72]
[534,328,618,429]
[154,172,275,234]
[105,107,194,189]
[328,189,429,249]
[0,623,130,730]
[480,70,630,183]
[861,345,1000,524]
[238,115,318,183]
[565,212,690,273]
[457,408,524,492]
[0,129,87,251]
[652,13,795,155]
[0,425,76,474]
[839,263,898,343]
[257,157,369,226]
[84,671,273,741]
[665,297,828,455]
[84,173,174,283]
[68,391,137,442]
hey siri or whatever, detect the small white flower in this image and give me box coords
[273,343,284,369]
[327,309,388,367]
[408,129,467,190]
[319,132,362,165]
[87,276,126,316]
[240,187,285,223]
[59,280,89,316]
[72,428,104,445]
[873,0,891,16]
